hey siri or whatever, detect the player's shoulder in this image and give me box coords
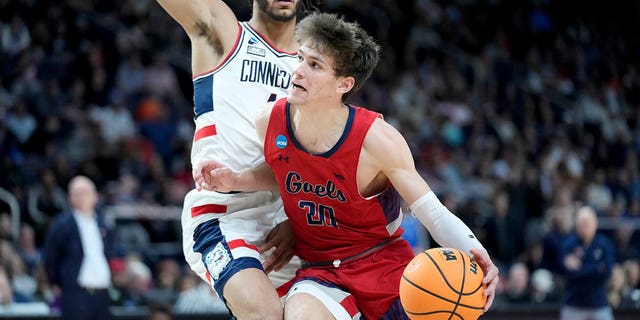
[257,100,278,121]
[362,116,410,163]
[365,117,403,146]
[256,99,285,140]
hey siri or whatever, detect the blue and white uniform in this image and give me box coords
[182,22,299,298]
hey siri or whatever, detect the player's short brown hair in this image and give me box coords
[295,12,380,102]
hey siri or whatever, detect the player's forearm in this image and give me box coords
[235,163,279,192]
[409,191,484,256]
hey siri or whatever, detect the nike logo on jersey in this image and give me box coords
[285,171,347,202]
[240,60,291,89]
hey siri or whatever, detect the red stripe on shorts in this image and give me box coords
[191,204,227,217]
[340,295,360,318]
[276,278,296,298]
[194,125,217,141]
[227,239,259,252]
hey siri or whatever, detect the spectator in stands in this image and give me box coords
[503,262,531,304]
[27,169,68,243]
[560,206,615,320]
[0,265,30,305]
[173,271,228,314]
[530,268,558,304]
[0,17,31,57]
[6,253,36,302]
[541,188,577,275]
[608,264,627,309]
[0,213,10,241]
[121,258,152,307]
[144,258,180,305]
[16,223,41,274]
[43,176,112,320]
[483,189,520,267]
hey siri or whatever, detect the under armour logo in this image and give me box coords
[333,173,345,180]
[278,154,289,163]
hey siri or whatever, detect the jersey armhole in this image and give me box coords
[192,22,243,79]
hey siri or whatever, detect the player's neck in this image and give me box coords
[289,103,349,153]
[248,17,297,52]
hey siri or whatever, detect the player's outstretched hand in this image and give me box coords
[470,248,499,314]
[261,219,295,273]
[193,160,236,192]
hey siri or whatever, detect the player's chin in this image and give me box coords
[270,10,296,22]
[287,96,308,107]
[286,92,305,104]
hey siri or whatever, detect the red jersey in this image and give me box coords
[264,99,404,263]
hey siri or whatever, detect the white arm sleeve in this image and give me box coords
[409,191,484,256]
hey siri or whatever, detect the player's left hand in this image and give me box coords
[260,219,295,273]
[470,248,499,314]
[193,160,237,192]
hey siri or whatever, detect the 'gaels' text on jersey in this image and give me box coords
[264,99,405,263]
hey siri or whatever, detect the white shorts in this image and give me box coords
[182,188,299,298]
[286,280,362,320]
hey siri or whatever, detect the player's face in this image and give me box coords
[255,0,300,22]
[288,44,350,106]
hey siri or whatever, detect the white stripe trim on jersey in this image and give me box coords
[192,25,247,81]
[230,246,260,260]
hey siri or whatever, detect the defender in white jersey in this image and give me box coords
[155,1,302,319]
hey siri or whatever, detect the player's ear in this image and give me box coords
[337,76,355,94]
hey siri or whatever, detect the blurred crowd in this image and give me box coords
[1,0,640,316]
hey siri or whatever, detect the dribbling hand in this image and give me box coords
[470,248,499,314]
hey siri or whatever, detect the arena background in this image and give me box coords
[1,0,639,319]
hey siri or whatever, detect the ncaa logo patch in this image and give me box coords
[248,37,258,45]
[205,242,231,281]
[275,135,288,149]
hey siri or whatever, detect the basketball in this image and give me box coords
[400,247,486,320]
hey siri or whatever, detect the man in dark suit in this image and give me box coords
[43,175,112,320]
[560,206,615,320]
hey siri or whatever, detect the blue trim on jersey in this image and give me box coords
[193,75,214,119]
[192,30,246,119]
[381,299,409,320]
[377,187,402,224]
[286,103,355,158]
[242,22,297,58]
[192,219,265,299]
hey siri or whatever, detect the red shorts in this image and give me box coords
[290,239,415,319]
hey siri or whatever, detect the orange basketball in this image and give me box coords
[399,247,486,320]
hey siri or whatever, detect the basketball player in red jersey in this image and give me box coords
[195,12,500,319]
[155,1,310,319]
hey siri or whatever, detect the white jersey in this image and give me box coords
[191,22,298,171]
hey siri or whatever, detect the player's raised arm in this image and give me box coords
[156,0,237,36]
[156,0,240,71]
